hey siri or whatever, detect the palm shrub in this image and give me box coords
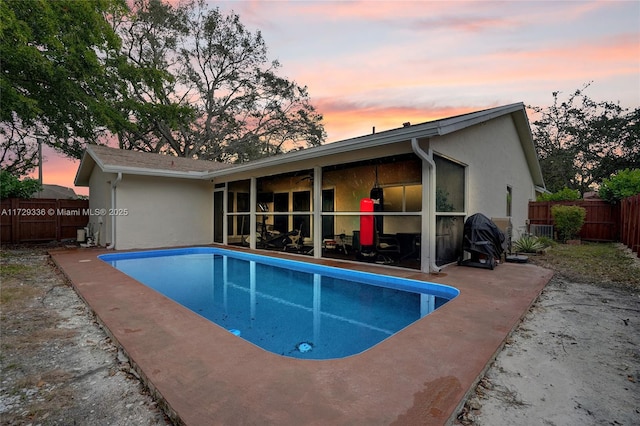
[551,205,586,242]
[514,235,545,253]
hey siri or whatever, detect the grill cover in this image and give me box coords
[462,213,505,259]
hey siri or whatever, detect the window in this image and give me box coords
[293,191,311,237]
[434,154,466,265]
[227,180,250,243]
[214,190,224,243]
[434,155,465,212]
[383,184,422,212]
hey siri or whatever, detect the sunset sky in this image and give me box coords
[32,0,640,196]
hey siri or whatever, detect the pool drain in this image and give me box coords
[297,342,313,353]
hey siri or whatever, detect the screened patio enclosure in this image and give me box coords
[215,152,465,270]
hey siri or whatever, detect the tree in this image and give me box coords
[529,83,640,194]
[599,169,640,202]
[113,0,325,162]
[537,187,580,202]
[2,0,325,174]
[0,0,127,175]
[0,170,41,199]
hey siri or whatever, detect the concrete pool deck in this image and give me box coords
[50,246,553,426]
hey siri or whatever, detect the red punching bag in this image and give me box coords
[360,198,374,246]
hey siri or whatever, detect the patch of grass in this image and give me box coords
[1,285,41,304]
[1,263,42,305]
[531,242,640,289]
[1,263,33,276]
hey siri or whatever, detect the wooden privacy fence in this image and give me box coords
[528,200,620,242]
[619,194,640,255]
[1,198,89,244]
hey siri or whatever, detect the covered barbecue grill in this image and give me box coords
[458,213,506,270]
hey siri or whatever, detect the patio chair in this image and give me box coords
[285,224,305,252]
[374,232,400,264]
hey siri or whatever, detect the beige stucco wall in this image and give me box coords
[431,114,537,239]
[111,175,214,250]
[87,168,115,246]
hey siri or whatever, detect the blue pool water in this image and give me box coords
[99,248,459,360]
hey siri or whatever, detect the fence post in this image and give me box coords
[11,198,19,243]
[55,200,61,241]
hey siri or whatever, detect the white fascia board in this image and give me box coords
[436,103,525,135]
[100,165,211,179]
[509,105,545,188]
[84,145,213,180]
[87,145,107,170]
[205,125,441,179]
[73,151,95,186]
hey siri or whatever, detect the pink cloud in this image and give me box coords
[19,0,637,198]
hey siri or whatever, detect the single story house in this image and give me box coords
[33,184,80,199]
[75,102,546,272]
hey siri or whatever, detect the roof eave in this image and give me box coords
[436,102,525,135]
[100,165,212,179]
[74,150,96,187]
[77,145,219,181]
[510,107,546,189]
[205,125,441,179]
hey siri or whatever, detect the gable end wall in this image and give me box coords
[114,175,214,250]
[431,114,536,238]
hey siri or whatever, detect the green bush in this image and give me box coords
[537,187,581,202]
[535,236,556,248]
[599,169,640,202]
[0,170,42,199]
[551,205,586,242]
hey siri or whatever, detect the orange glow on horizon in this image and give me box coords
[318,103,483,142]
[25,146,87,196]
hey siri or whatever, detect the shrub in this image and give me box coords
[537,187,581,202]
[599,169,640,202]
[551,205,586,242]
[513,235,545,253]
[535,236,556,248]
[0,170,42,199]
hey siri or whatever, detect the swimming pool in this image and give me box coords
[99,247,459,360]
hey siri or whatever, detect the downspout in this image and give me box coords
[106,172,122,249]
[411,138,441,273]
[312,166,322,259]
[249,177,257,250]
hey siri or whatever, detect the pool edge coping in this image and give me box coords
[50,245,553,426]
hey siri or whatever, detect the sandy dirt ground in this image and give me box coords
[0,247,170,425]
[1,245,638,425]
[456,268,640,425]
